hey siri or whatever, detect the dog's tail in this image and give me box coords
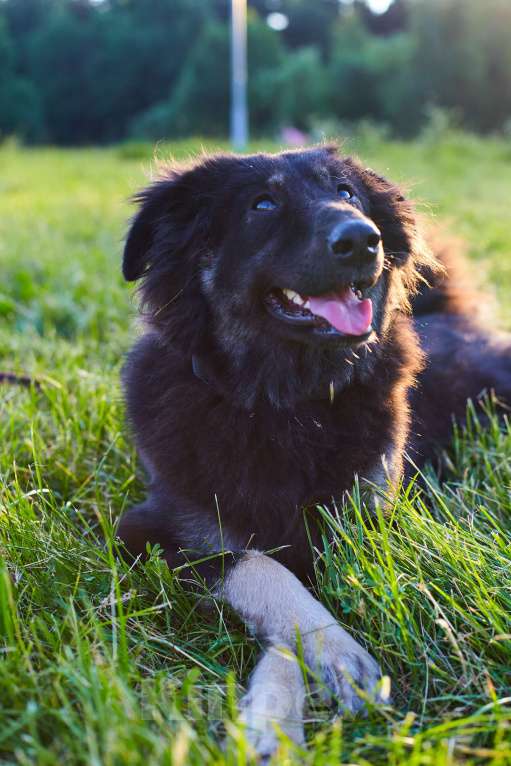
[411,227,481,318]
[0,372,39,388]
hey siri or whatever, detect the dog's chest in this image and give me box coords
[167,389,395,514]
[253,402,390,495]
[181,395,395,569]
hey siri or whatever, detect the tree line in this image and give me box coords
[1,0,510,145]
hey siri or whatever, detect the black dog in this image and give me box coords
[118,145,511,753]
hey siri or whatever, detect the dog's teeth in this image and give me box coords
[351,284,364,300]
[283,289,305,306]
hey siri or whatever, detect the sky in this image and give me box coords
[339,0,394,14]
[366,0,393,12]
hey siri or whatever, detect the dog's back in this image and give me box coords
[410,234,511,468]
[411,230,480,318]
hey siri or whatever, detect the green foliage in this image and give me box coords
[131,17,286,140]
[1,136,511,763]
[329,14,423,136]
[410,0,511,134]
[1,0,511,144]
[25,0,211,144]
[253,46,329,132]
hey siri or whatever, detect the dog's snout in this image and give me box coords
[329,219,381,262]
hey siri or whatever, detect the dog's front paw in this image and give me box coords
[238,645,305,759]
[302,624,385,714]
[239,691,304,759]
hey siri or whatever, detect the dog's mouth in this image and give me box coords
[265,282,373,339]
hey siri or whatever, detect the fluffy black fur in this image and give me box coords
[117,145,511,583]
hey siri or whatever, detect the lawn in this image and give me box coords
[1,133,511,765]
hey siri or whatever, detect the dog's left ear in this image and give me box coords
[359,166,427,267]
[354,163,440,298]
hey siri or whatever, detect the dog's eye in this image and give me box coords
[337,184,353,200]
[253,195,278,211]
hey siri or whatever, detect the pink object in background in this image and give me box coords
[281,126,309,147]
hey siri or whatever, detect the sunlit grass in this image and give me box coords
[1,135,511,764]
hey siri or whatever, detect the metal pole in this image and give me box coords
[230,0,248,150]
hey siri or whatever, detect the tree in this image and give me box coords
[410,0,511,133]
[131,15,286,139]
[1,0,511,144]
[0,16,44,140]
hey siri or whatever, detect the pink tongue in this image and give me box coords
[308,290,373,335]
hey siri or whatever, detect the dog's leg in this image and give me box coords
[116,502,179,564]
[238,643,305,755]
[118,510,383,756]
[221,551,383,716]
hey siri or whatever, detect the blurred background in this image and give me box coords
[1,0,511,350]
[2,0,511,147]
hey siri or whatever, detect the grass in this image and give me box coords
[1,133,511,765]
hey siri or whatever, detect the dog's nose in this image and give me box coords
[329,219,381,262]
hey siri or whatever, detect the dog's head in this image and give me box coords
[123,146,430,403]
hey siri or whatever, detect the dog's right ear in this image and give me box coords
[123,156,231,282]
[122,181,175,282]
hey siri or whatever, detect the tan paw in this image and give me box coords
[302,624,387,713]
[238,645,305,758]
[239,693,304,758]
